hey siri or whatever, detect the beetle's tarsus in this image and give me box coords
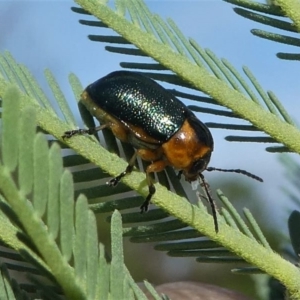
[107,164,134,187]
[62,125,106,140]
[108,176,121,187]
[177,170,183,179]
[140,201,149,213]
[62,130,80,139]
[108,171,126,186]
[140,196,150,213]
[62,128,96,139]
[140,184,155,213]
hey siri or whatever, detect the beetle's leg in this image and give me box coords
[140,173,155,213]
[107,151,138,187]
[62,124,107,139]
[198,173,219,233]
[177,170,183,179]
[140,160,168,213]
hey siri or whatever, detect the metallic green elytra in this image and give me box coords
[85,71,191,142]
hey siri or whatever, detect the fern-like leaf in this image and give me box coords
[224,0,300,60]
[0,84,160,299]
[0,0,299,295]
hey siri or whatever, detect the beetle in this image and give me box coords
[63,70,263,232]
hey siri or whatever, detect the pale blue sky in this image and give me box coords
[1,0,299,233]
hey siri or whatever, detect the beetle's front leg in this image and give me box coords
[140,159,168,213]
[140,182,155,213]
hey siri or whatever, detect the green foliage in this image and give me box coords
[0,0,299,299]
[0,86,159,298]
[224,0,300,60]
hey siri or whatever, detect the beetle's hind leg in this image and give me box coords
[62,124,107,139]
[107,151,138,187]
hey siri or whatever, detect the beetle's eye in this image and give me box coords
[189,152,212,176]
[189,159,207,175]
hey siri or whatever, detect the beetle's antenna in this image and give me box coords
[206,167,263,182]
[199,173,219,233]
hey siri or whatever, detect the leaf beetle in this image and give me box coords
[63,70,263,232]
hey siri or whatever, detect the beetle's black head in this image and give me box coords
[183,150,212,182]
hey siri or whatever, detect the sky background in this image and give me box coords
[0,1,299,293]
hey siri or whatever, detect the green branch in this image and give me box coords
[276,0,300,31]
